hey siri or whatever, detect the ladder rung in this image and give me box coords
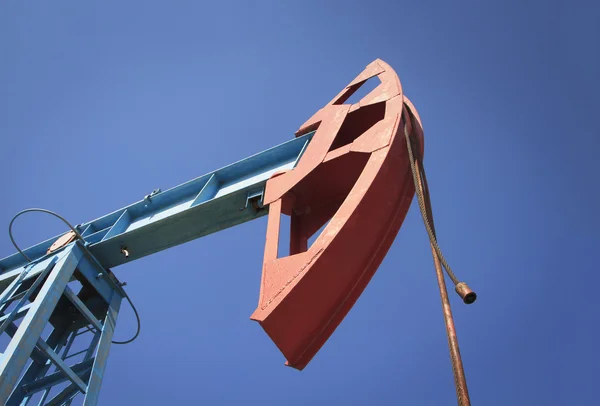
[23,358,94,395]
[0,260,57,337]
[0,265,33,305]
[5,289,27,303]
[64,348,90,361]
[0,302,32,324]
[75,324,97,337]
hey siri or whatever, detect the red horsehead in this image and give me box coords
[251,59,424,370]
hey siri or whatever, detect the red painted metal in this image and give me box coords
[251,59,424,370]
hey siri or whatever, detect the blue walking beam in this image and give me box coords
[0,133,314,404]
[0,132,312,274]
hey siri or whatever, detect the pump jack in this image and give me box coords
[0,59,476,405]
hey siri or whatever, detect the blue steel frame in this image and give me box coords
[0,132,314,404]
[0,242,124,405]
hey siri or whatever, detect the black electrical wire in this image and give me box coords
[8,208,141,344]
[111,294,141,345]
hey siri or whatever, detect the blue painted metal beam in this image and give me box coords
[0,133,313,273]
[83,290,122,406]
[16,359,93,396]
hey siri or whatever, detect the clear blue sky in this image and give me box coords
[1,1,598,404]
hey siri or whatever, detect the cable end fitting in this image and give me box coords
[455,282,476,304]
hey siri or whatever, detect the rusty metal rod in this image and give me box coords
[414,163,471,406]
[430,241,471,405]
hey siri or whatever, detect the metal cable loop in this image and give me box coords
[9,208,84,262]
[8,208,141,345]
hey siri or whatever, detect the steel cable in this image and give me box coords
[8,208,141,345]
[402,117,460,286]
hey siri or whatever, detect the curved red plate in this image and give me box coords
[251,59,424,370]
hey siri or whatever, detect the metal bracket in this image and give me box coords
[245,189,265,214]
[143,188,162,202]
